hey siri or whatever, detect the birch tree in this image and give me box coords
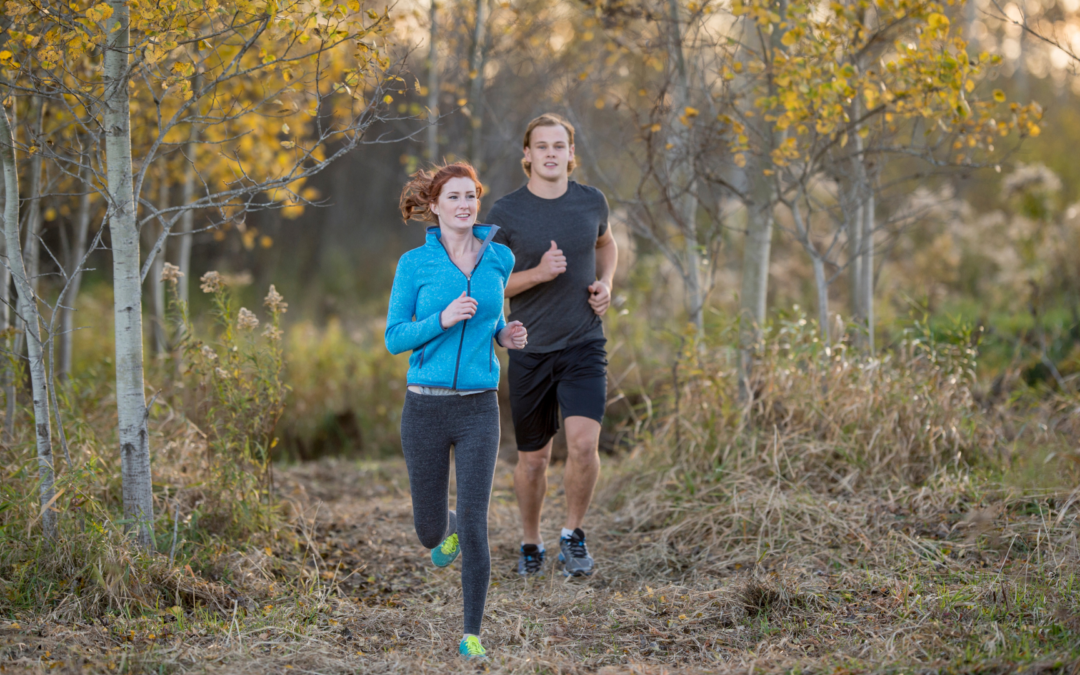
[426,1,439,161]
[2,0,403,548]
[727,0,1044,354]
[466,0,490,168]
[0,103,56,541]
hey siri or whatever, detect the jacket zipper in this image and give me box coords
[452,276,470,389]
[489,336,494,372]
[418,345,426,369]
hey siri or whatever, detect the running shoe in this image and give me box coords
[517,544,545,576]
[459,635,487,659]
[431,533,459,568]
[558,528,595,577]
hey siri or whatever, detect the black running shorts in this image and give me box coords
[507,339,608,452]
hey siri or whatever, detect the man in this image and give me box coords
[487,113,618,577]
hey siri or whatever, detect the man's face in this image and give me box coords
[524,124,574,182]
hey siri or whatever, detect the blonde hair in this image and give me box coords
[521,113,576,178]
[399,162,483,223]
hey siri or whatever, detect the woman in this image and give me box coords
[385,162,527,660]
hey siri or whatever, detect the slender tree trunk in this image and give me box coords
[0,103,56,540]
[2,100,14,440]
[0,138,10,439]
[850,116,874,352]
[148,175,167,356]
[738,160,773,402]
[22,98,45,300]
[466,0,488,168]
[737,4,785,401]
[11,98,45,386]
[426,0,439,162]
[105,0,155,550]
[60,163,93,382]
[861,190,875,353]
[848,189,863,322]
[791,196,830,345]
[178,88,199,309]
[665,0,703,332]
[812,254,829,341]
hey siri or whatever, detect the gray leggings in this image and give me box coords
[399,390,500,636]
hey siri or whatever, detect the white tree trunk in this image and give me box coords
[666,0,703,332]
[861,190,875,353]
[791,196,830,345]
[848,188,863,320]
[738,163,773,401]
[105,0,155,550]
[23,99,45,299]
[467,0,488,168]
[0,103,57,540]
[850,120,874,352]
[426,0,439,161]
[0,136,11,439]
[148,176,167,356]
[60,163,93,381]
[178,107,198,309]
[10,98,45,395]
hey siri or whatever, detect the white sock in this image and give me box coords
[523,540,544,552]
[561,527,575,540]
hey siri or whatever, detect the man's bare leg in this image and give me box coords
[514,440,553,545]
[562,416,601,531]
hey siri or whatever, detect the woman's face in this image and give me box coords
[430,177,478,232]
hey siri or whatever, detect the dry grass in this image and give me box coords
[3,317,1079,673]
[1,453,1078,674]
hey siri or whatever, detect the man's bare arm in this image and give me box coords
[588,230,618,316]
[594,229,617,287]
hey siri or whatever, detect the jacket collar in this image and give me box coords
[425,224,496,245]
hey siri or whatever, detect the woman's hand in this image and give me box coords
[498,321,528,350]
[440,291,477,329]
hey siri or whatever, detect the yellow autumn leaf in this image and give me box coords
[0,51,11,61]
[281,140,295,149]
[86,2,114,22]
[733,153,747,168]
[781,30,798,47]
[1028,123,1040,137]
[927,13,949,32]
[649,123,661,133]
[347,0,360,10]
[993,89,1006,102]
[684,106,699,118]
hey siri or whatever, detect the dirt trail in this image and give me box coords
[4,456,1078,674]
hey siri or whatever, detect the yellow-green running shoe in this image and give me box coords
[459,635,487,659]
[431,533,459,567]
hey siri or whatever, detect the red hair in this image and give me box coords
[400,162,483,223]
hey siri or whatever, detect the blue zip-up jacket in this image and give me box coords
[385,225,515,391]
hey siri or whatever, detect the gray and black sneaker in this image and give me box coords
[517,544,545,577]
[558,528,595,577]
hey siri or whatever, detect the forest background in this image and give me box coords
[2,0,1080,672]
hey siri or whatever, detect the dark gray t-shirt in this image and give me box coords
[487,181,609,353]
